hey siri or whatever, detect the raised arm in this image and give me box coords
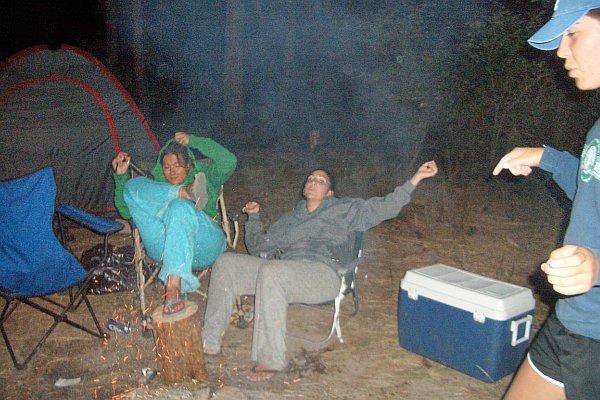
[348,161,438,231]
[184,133,237,187]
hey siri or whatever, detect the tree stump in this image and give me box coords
[151,301,207,384]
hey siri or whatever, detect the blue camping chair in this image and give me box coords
[0,167,120,369]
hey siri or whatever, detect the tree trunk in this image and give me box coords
[103,0,119,69]
[151,301,207,384]
[131,0,146,105]
[224,0,244,138]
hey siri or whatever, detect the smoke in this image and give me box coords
[107,0,492,163]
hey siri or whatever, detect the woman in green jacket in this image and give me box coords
[112,132,236,315]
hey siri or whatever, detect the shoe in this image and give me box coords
[162,293,187,316]
[188,172,207,210]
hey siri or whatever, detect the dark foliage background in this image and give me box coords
[2,0,599,181]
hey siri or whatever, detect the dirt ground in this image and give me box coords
[0,150,567,399]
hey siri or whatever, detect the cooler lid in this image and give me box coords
[400,264,535,320]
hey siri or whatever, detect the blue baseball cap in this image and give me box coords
[528,0,600,50]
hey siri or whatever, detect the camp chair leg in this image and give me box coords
[218,189,240,249]
[333,295,343,343]
[0,291,107,370]
[80,296,107,338]
[232,220,240,249]
[0,300,24,369]
[351,285,360,316]
[19,294,106,339]
[0,298,19,323]
[0,324,24,369]
[288,301,341,346]
[133,227,151,334]
[287,271,352,346]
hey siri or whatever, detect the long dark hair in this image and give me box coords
[160,141,192,168]
[589,8,600,20]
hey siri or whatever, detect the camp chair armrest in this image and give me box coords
[228,211,240,222]
[259,249,282,260]
[57,204,124,235]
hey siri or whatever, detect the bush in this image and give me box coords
[438,7,600,181]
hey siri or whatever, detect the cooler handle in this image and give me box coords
[510,315,533,346]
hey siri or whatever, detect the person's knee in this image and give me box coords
[166,198,196,218]
[211,253,239,275]
[257,264,279,286]
[123,176,145,202]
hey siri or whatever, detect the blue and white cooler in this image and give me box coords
[398,264,535,382]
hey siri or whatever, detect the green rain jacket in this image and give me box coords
[112,135,237,220]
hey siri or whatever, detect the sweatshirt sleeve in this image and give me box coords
[244,213,271,256]
[347,181,416,231]
[589,247,600,287]
[187,135,237,187]
[113,172,131,219]
[539,146,579,201]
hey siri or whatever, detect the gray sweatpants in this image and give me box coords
[202,252,340,370]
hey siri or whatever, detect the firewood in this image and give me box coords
[151,301,207,384]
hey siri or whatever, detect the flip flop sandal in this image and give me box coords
[162,294,187,316]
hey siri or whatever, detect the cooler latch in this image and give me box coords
[510,315,533,346]
[473,310,486,323]
[407,287,418,301]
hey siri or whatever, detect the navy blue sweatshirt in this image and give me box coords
[540,117,600,340]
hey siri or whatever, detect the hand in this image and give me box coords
[179,186,192,200]
[242,201,260,214]
[492,147,544,176]
[111,152,131,175]
[541,245,599,296]
[410,160,438,186]
[174,131,190,146]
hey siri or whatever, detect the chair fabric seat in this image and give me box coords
[0,168,86,296]
[57,203,123,235]
[0,167,108,369]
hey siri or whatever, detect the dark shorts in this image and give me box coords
[528,311,600,400]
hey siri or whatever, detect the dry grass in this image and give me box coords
[0,151,566,399]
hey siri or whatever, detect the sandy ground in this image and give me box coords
[0,152,566,399]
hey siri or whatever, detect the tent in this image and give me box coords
[0,44,160,212]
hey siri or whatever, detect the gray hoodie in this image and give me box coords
[244,181,416,271]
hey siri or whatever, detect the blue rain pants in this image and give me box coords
[123,177,226,293]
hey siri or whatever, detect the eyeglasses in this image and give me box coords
[306,176,329,186]
[163,164,187,172]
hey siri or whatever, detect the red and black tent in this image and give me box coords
[0,44,160,212]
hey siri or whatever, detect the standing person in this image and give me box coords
[492,2,600,399]
[202,161,438,382]
[111,132,236,315]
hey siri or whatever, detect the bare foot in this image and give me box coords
[246,364,277,382]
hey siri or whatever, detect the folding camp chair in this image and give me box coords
[126,161,240,333]
[236,232,364,345]
[0,168,116,369]
[289,231,364,345]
